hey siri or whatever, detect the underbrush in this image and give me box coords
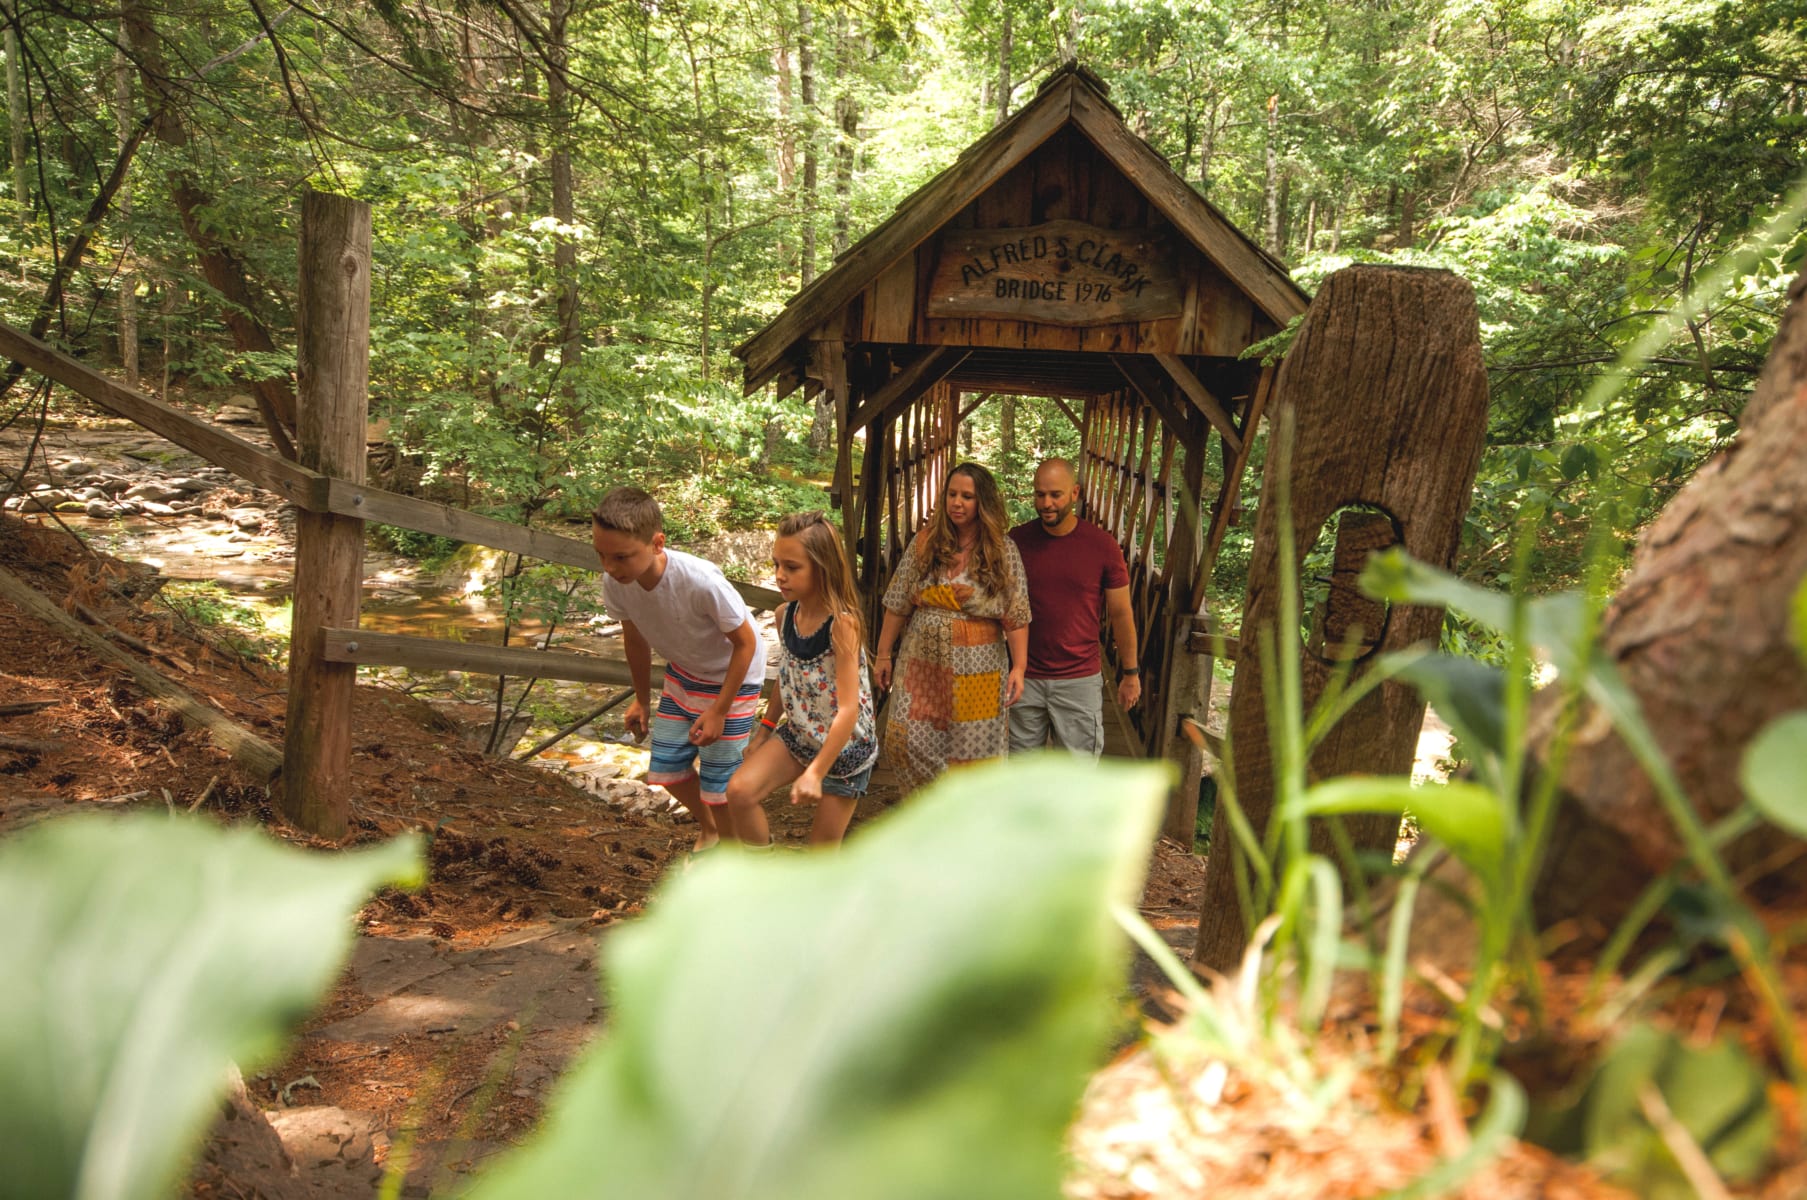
[159,581,290,663]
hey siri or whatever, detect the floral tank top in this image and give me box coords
[775,603,879,781]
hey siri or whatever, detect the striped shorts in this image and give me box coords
[647,664,762,805]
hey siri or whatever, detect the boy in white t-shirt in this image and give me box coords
[592,487,767,850]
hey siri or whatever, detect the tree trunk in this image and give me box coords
[798,2,817,288]
[6,20,24,220]
[114,28,138,389]
[1000,393,1017,455]
[774,35,794,279]
[1262,94,1281,253]
[1192,265,1491,974]
[548,0,579,399]
[1527,266,1807,926]
[996,10,1012,125]
[831,10,857,260]
[121,0,297,459]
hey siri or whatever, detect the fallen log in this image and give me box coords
[0,734,62,754]
[0,565,283,783]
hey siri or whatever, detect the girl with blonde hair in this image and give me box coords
[725,512,878,846]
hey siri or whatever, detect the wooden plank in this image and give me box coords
[870,255,916,342]
[0,320,316,503]
[736,74,1078,391]
[1048,395,1083,434]
[925,220,1183,326]
[322,628,647,687]
[1068,83,1308,327]
[281,191,370,839]
[847,346,970,432]
[1153,352,1242,452]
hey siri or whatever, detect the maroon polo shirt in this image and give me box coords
[1009,517,1129,679]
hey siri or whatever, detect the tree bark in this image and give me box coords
[1527,266,1807,925]
[1262,94,1280,253]
[122,0,297,459]
[547,0,579,398]
[996,9,1012,125]
[114,28,138,389]
[798,2,817,289]
[774,34,794,279]
[831,10,857,260]
[1193,265,1490,974]
[6,20,23,219]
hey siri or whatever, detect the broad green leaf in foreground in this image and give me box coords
[0,814,423,1200]
[1740,711,1807,838]
[470,755,1170,1200]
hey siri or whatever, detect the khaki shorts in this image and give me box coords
[1008,675,1105,757]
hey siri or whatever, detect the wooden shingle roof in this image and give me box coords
[734,63,1308,395]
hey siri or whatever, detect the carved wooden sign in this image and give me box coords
[927,220,1182,326]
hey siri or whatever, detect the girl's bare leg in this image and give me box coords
[723,736,802,847]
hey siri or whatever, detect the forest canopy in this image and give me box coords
[1,0,1802,583]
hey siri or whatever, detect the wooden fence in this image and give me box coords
[0,191,777,838]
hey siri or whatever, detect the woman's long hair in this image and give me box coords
[777,510,866,646]
[918,462,1010,590]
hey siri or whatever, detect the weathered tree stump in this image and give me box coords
[1192,265,1490,974]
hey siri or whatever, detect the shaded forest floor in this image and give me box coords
[0,506,1208,1197]
[4,504,1805,1198]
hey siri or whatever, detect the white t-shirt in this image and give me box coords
[602,548,766,683]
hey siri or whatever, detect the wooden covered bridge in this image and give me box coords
[735,63,1308,833]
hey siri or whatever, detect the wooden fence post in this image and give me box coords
[279,190,371,838]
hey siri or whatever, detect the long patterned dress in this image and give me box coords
[881,531,1032,793]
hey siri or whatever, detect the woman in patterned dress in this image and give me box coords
[872,463,1032,794]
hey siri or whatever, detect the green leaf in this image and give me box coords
[1393,653,1508,760]
[470,755,1169,1200]
[1740,711,1807,837]
[1792,574,1807,670]
[1294,777,1508,888]
[0,814,423,1200]
[1579,1023,1775,1196]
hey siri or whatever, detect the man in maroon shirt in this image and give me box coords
[1008,458,1141,755]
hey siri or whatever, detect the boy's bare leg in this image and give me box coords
[661,775,726,850]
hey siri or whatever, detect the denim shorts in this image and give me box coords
[820,762,873,799]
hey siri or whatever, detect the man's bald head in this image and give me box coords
[1034,457,1078,490]
[1031,457,1080,533]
